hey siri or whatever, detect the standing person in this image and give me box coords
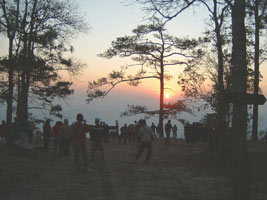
[43,119,52,150]
[71,114,90,172]
[89,118,105,162]
[103,122,109,143]
[12,116,20,141]
[119,123,127,145]
[135,119,154,163]
[19,116,30,144]
[60,119,73,156]
[128,123,136,144]
[51,121,63,155]
[156,123,160,139]
[29,122,35,143]
[151,122,156,139]
[115,120,119,138]
[172,124,178,140]
[165,120,172,145]
[0,120,6,143]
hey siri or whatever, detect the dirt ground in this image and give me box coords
[0,138,266,200]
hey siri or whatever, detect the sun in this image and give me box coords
[165,93,171,99]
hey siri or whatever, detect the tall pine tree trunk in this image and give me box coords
[231,0,251,199]
[213,0,228,158]
[159,63,164,138]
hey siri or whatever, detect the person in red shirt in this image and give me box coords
[71,113,90,172]
[52,121,63,155]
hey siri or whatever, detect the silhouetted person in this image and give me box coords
[12,116,20,141]
[136,119,154,163]
[119,123,127,145]
[172,124,178,140]
[0,120,6,143]
[103,122,109,143]
[151,122,156,138]
[128,124,136,143]
[71,114,90,172]
[29,122,35,144]
[52,121,63,155]
[43,119,52,150]
[165,120,172,145]
[89,118,105,162]
[60,119,73,156]
[156,123,160,138]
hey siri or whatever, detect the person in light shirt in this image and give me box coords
[135,119,154,163]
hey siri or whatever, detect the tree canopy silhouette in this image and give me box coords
[87,18,203,137]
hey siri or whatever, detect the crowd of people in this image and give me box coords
[0,114,220,172]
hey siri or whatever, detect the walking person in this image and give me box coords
[89,118,105,162]
[43,119,52,150]
[165,120,172,145]
[135,119,154,163]
[71,113,90,172]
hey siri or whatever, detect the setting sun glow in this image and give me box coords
[165,93,170,99]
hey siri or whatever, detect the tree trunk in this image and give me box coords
[159,64,164,138]
[213,0,228,158]
[6,38,15,144]
[18,71,30,121]
[252,0,260,141]
[231,0,251,199]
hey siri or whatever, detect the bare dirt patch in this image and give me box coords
[0,139,266,200]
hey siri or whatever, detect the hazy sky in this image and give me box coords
[0,0,267,135]
[59,0,210,129]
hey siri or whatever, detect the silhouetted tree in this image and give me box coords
[247,0,267,140]
[0,0,20,143]
[0,0,89,141]
[127,0,198,20]
[120,100,192,118]
[229,0,251,199]
[87,18,202,137]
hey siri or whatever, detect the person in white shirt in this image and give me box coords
[135,119,154,163]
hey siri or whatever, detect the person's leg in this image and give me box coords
[47,136,51,148]
[119,135,121,145]
[165,133,168,145]
[43,136,48,150]
[165,133,170,144]
[52,140,58,155]
[124,134,126,145]
[145,142,152,162]
[66,139,71,156]
[100,144,105,161]
[81,144,88,169]
[136,142,146,161]
[59,138,64,155]
[74,146,81,171]
[90,142,96,161]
